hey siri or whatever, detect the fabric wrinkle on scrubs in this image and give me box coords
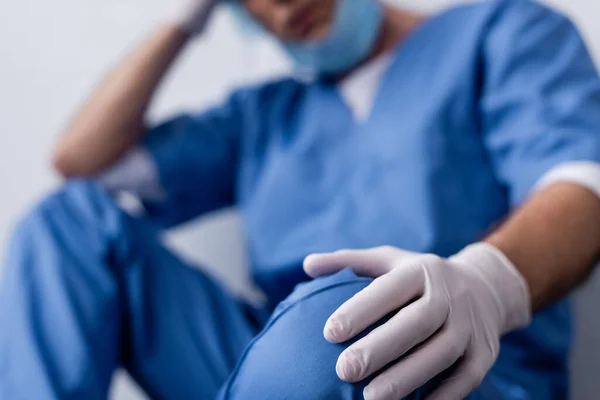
[3,0,600,398]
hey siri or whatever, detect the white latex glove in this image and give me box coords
[168,0,220,36]
[303,243,531,400]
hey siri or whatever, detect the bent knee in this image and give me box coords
[219,269,377,399]
[7,180,126,266]
[14,180,121,236]
[219,269,506,400]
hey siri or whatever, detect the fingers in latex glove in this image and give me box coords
[169,0,219,36]
[336,291,451,383]
[304,244,530,400]
[324,261,426,343]
[365,328,473,400]
[304,246,419,278]
[331,256,457,382]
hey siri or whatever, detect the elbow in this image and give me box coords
[51,142,111,179]
[51,145,81,178]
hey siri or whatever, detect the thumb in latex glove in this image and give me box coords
[303,244,531,400]
[168,0,220,36]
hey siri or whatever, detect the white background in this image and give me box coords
[1,0,599,399]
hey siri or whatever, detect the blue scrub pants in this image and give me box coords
[0,181,510,399]
[0,181,261,399]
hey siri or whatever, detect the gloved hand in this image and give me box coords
[168,0,220,36]
[303,243,531,400]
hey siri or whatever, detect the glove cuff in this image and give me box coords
[451,242,532,334]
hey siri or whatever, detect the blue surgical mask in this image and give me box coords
[283,0,384,75]
[227,0,384,76]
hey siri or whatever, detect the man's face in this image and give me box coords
[241,0,337,42]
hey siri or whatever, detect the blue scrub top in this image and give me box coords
[143,0,600,395]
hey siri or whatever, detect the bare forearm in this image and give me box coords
[53,24,189,177]
[486,183,600,311]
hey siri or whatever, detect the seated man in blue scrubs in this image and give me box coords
[2,0,600,398]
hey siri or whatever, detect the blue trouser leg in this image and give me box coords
[0,181,259,399]
[218,269,543,400]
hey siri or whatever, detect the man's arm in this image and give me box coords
[301,182,600,400]
[300,186,600,400]
[52,1,217,177]
[487,182,600,311]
